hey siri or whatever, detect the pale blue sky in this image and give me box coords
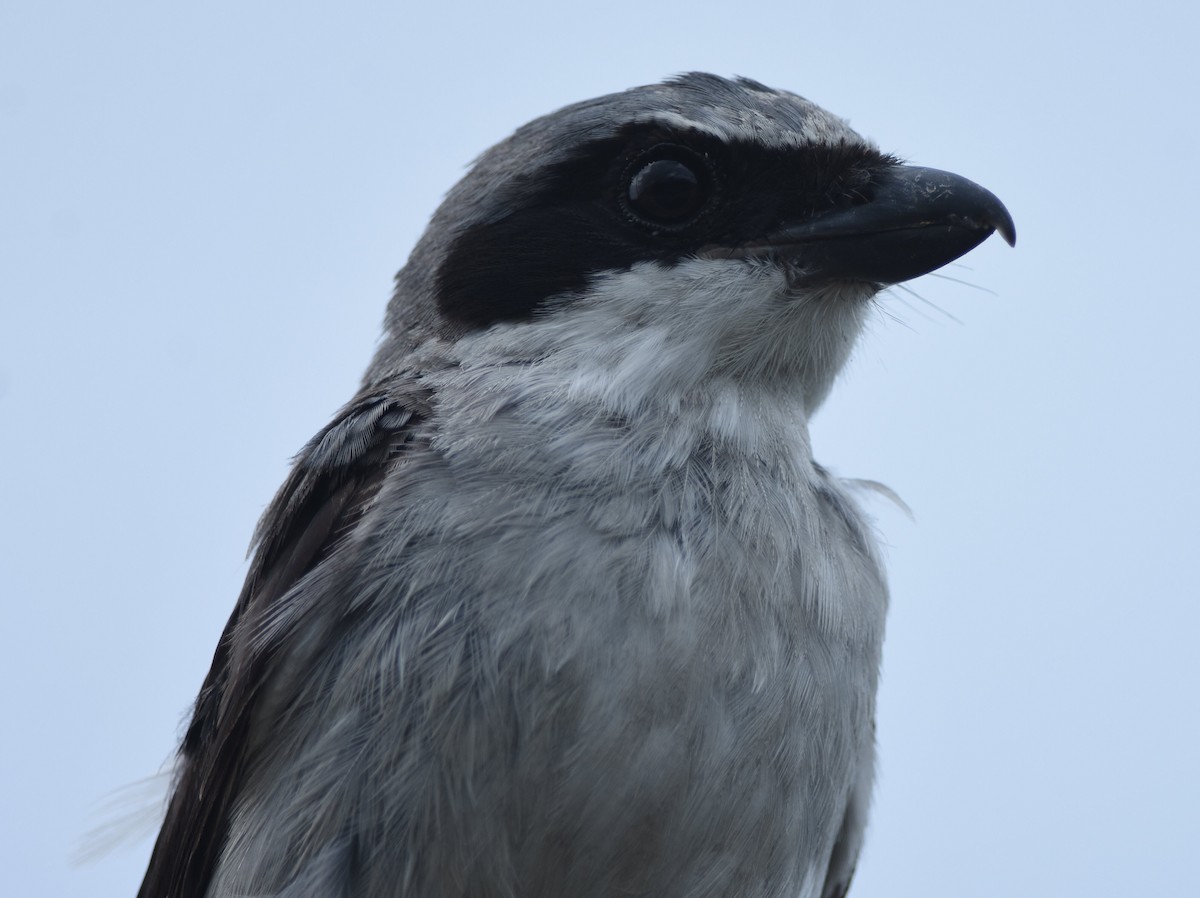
[3,3,1197,896]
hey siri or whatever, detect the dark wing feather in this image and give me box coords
[137,387,429,898]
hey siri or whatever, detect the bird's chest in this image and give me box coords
[461,446,887,896]
[405,389,888,894]
[557,448,886,743]
[433,400,888,723]
[500,424,887,677]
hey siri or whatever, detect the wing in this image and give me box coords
[137,386,429,898]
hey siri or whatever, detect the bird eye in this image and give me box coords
[624,147,713,230]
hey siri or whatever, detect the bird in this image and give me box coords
[138,73,1014,898]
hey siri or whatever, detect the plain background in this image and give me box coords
[3,2,1197,896]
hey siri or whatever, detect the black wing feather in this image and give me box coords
[137,388,428,898]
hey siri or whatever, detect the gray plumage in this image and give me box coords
[139,73,1013,898]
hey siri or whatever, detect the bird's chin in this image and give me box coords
[697,246,881,299]
[776,259,883,298]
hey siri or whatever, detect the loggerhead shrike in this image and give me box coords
[138,73,1014,898]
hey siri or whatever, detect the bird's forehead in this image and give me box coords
[524,74,866,156]
[623,80,863,149]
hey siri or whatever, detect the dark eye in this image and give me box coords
[624,147,713,230]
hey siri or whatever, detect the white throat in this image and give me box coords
[456,257,873,423]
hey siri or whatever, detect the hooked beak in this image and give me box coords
[762,164,1015,285]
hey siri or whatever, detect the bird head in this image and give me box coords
[372,74,1014,414]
